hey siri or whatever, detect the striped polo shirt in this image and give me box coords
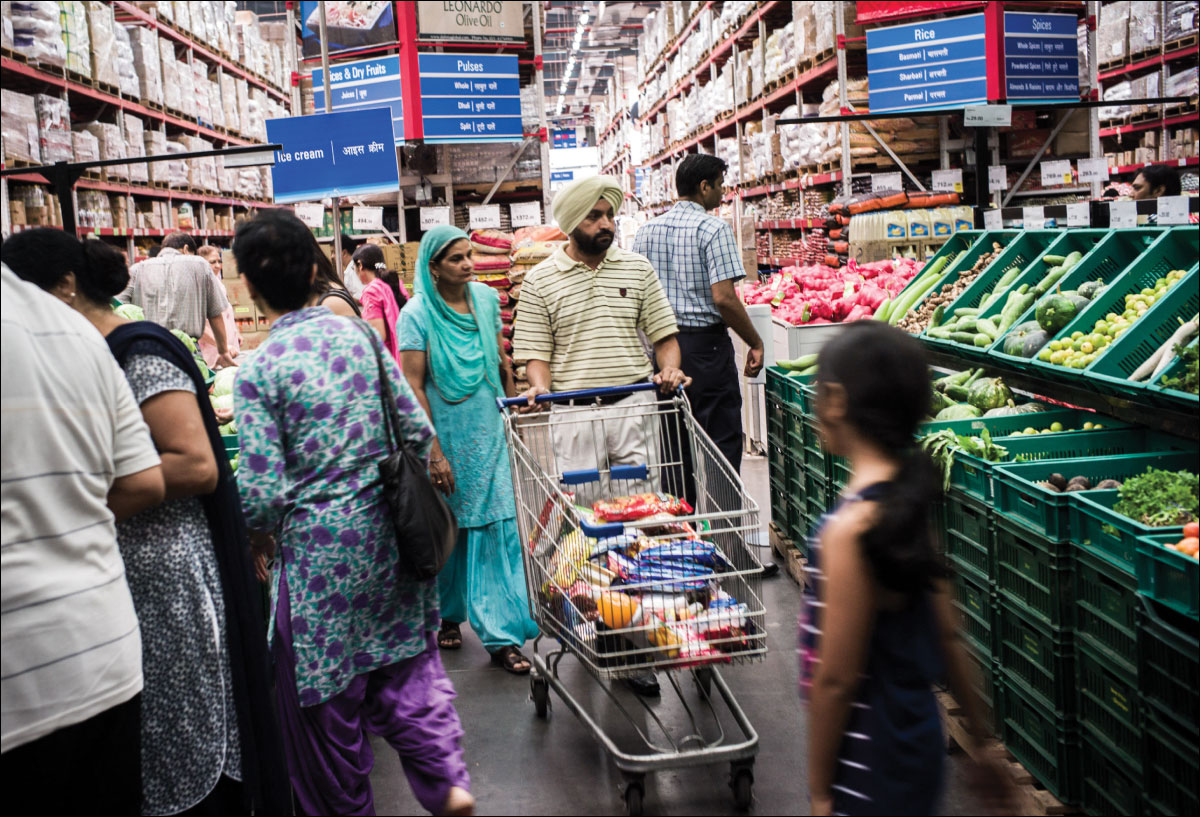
[513,245,679,391]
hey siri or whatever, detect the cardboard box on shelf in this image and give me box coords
[226,279,254,307]
[221,249,238,280]
[9,201,26,226]
[256,313,271,331]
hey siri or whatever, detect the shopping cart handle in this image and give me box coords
[497,382,660,410]
[581,519,626,539]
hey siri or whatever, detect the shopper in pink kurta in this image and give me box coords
[353,244,409,364]
[196,245,241,369]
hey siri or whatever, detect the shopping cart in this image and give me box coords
[498,383,766,815]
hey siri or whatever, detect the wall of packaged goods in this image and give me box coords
[1,1,296,254]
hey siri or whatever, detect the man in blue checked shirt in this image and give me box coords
[634,154,765,497]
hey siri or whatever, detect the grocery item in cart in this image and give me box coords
[592,492,694,523]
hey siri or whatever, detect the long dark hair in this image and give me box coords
[1,228,128,304]
[310,234,345,296]
[816,321,947,595]
[352,244,407,308]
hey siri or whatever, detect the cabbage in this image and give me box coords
[114,303,145,321]
[212,368,237,397]
[218,421,237,436]
[211,393,234,413]
[170,329,198,353]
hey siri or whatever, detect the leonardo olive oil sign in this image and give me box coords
[417,1,524,43]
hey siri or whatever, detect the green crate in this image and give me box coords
[1076,643,1142,771]
[992,452,1199,542]
[893,230,1018,328]
[1029,227,1199,386]
[1136,533,1200,620]
[765,366,788,403]
[1143,707,1200,817]
[918,406,1126,440]
[995,516,1073,629]
[996,599,1075,714]
[784,498,805,545]
[767,439,786,482]
[888,229,986,311]
[1086,265,1200,401]
[1073,546,1139,674]
[769,476,788,527]
[1147,336,1199,409]
[1138,597,1199,735]
[922,229,1070,359]
[997,673,1080,804]
[798,414,829,479]
[829,454,850,490]
[989,228,1165,373]
[221,433,239,457]
[1079,726,1144,817]
[943,491,993,583]
[952,568,994,656]
[964,641,997,736]
[1075,482,1194,573]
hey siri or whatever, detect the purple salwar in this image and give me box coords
[273,574,470,816]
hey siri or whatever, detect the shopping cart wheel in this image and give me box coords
[624,781,645,816]
[731,766,754,810]
[530,676,550,718]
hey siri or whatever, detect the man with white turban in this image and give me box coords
[512,176,691,698]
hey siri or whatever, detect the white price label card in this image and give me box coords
[468,204,502,230]
[294,202,324,229]
[983,209,1003,230]
[871,172,902,192]
[1066,201,1090,227]
[1040,159,1073,187]
[988,166,1008,192]
[1076,158,1110,184]
[932,168,963,193]
[1022,205,1046,229]
[1109,200,1138,228]
[419,206,452,230]
[1157,195,1189,225]
[963,104,1012,127]
[509,201,542,227]
[351,206,383,231]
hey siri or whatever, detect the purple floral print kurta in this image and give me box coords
[234,308,437,705]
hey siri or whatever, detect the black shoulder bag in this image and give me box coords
[354,319,458,579]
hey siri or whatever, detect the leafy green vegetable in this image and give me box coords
[919,429,1009,491]
[1112,468,1199,527]
[114,303,145,321]
[1160,344,1199,395]
[169,329,198,353]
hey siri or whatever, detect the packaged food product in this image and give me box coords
[592,493,694,523]
[469,229,514,254]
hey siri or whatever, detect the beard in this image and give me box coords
[572,227,615,256]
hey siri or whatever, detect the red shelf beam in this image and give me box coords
[4,172,281,209]
[1100,111,1199,139]
[638,1,714,89]
[733,171,843,200]
[1108,156,1199,174]
[1097,44,1199,82]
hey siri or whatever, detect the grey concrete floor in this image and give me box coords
[369,456,985,815]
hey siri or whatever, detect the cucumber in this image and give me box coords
[950,331,981,345]
[993,265,1023,291]
[955,318,979,333]
[954,307,981,317]
[874,297,893,321]
[963,368,985,387]
[926,327,954,339]
[976,318,1000,339]
[930,304,945,327]
[945,384,971,401]
[779,353,819,371]
[1042,254,1066,265]
[973,333,992,347]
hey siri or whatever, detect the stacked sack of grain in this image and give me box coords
[507,225,569,391]
[469,228,519,369]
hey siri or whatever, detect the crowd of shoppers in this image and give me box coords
[1,169,1004,816]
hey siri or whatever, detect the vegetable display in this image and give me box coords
[741,258,921,325]
[1037,269,1189,369]
[920,428,1008,491]
[895,243,1004,334]
[1160,343,1199,394]
[1111,468,1199,527]
[1132,317,1199,384]
[1036,474,1123,493]
[1165,522,1199,560]
[114,303,146,321]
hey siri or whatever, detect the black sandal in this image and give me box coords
[438,621,462,650]
[490,645,531,675]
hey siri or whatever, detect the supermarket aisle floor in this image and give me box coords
[369,456,985,815]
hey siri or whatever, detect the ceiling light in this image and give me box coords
[597,1,606,20]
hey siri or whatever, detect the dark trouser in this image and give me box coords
[4,693,141,815]
[670,326,743,506]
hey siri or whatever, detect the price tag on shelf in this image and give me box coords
[1022,205,1046,229]
[1076,157,1110,184]
[1108,200,1138,228]
[988,166,1008,192]
[351,206,383,232]
[1157,195,1189,225]
[294,202,324,229]
[509,201,542,227]
[963,104,1012,128]
[419,206,452,230]
[983,209,1003,230]
[871,172,902,192]
[1066,201,1090,227]
[468,204,502,230]
[1040,159,1073,187]
[931,169,963,193]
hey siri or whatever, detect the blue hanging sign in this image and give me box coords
[1003,11,1080,101]
[418,53,523,143]
[312,55,405,143]
[553,129,578,149]
[265,108,400,204]
[866,13,988,114]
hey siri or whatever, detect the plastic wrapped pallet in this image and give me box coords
[1165,1,1199,43]
[1166,64,1199,105]
[144,129,167,184]
[1,89,41,164]
[35,94,73,163]
[1,2,12,50]
[176,58,196,118]
[181,135,218,192]
[236,78,251,137]
[72,129,99,163]
[192,62,211,125]
[220,73,241,134]
[111,18,140,98]
[193,1,212,46]
[82,121,128,181]
[1129,1,1161,56]
[127,25,163,106]
[165,139,189,188]
[1100,79,1133,121]
[154,1,173,22]
[159,38,181,112]
[61,1,91,79]
[173,0,191,33]
[123,114,148,183]
[1099,1,1130,64]
[85,2,118,88]
[12,0,66,66]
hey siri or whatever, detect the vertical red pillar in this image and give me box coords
[985,0,1006,102]
[396,1,423,140]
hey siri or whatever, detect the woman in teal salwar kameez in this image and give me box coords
[399,225,539,674]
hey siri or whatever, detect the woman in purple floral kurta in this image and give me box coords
[232,211,474,817]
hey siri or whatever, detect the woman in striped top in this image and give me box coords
[800,322,1010,816]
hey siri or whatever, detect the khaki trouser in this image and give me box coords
[550,389,660,508]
